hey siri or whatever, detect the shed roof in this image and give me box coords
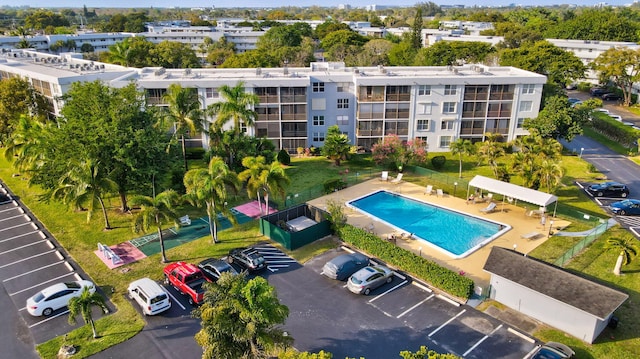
[469,175,558,207]
[483,247,628,319]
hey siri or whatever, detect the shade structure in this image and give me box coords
[468,175,558,209]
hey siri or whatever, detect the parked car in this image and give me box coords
[163,262,207,305]
[567,98,581,105]
[227,247,266,272]
[128,278,171,315]
[610,199,640,216]
[587,181,630,198]
[347,265,394,295]
[198,258,238,282]
[594,108,610,115]
[322,252,370,281]
[609,115,623,122]
[601,93,622,101]
[565,83,577,90]
[527,341,575,359]
[26,280,96,316]
[590,87,610,97]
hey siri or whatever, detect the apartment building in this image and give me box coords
[0,50,546,153]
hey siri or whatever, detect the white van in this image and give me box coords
[127,278,171,315]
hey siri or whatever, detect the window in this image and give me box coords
[517,118,526,128]
[337,98,349,109]
[444,85,457,95]
[418,85,431,96]
[418,103,432,114]
[337,115,349,125]
[416,119,430,131]
[313,132,325,142]
[441,120,455,130]
[313,115,325,126]
[312,82,325,93]
[522,84,535,94]
[519,101,533,112]
[442,102,456,114]
[337,82,352,92]
[440,136,453,148]
[206,88,219,98]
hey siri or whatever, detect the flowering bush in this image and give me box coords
[371,134,428,170]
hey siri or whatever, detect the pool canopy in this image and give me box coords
[468,175,558,213]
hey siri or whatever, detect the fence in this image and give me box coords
[553,219,612,267]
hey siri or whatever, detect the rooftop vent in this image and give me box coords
[154,68,166,76]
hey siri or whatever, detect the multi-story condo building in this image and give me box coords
[0,50,546,153]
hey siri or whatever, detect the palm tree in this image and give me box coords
[477,133,505,179]
[239,156,290,215]
[67,287,109,339]
[130,190,180,263]
[184,157,240,244]
[207,81,259,136]
[604,237,639,276]
[537,160,563,193]
[163,84,205,172]
[4,115,49,172]
[449,138,475,178]
[52,159,117,230]
[106,41,132,66]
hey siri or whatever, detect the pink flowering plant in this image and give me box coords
[371,134,428,170]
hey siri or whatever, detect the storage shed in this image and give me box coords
[259,204,332,250]
[483,247,628,343]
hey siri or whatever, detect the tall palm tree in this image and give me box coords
[207,81,259,136]
[449,138,475,178]
[67,287,109,339]
[3,115,49,172]
[163,84,205,172]
[52,159,117,230]
[239,156,290,215]
[106,41,132,66]
[130,190,180,263]
[604,237,639,276]
[184,157,240,244]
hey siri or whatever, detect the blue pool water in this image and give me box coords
[347,190,510,258]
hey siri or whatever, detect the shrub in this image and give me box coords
[185,147,206,160]
[338,225,474,299]
[277,149,291,165]
[325,199,347,233]
[323,179,346,194]
[431,155,446,170]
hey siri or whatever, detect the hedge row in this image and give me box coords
[338,225,474,299]
[589,115,639,149]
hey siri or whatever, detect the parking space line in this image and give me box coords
[0,229,41,244]
[3,260,66,282]
[9,272,77,296]
[368,279,408,303]
[0,221,36,233]
[264,259,297,263]
[27,309,71,328]
[428,309,466,337]
[266,264,290,268]
[162,286,186,311]
[410,281,433,293]
[0,249,59,269]
[462,324,503,357]
[397,294,435,318]
[0,239,47,255]
[0,213,29,223]
[0,206,21,214]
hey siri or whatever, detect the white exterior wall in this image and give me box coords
[489,274,601,343]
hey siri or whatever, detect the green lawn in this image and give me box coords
[2,151,639,358]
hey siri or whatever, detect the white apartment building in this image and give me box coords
[0,50,546,153]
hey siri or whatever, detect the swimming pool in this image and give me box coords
[347,190,511,258]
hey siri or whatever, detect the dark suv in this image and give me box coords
[587,181,630,198]
[590,87,610,97]
[227,247,266,272]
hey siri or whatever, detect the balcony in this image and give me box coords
[356,129,384,137]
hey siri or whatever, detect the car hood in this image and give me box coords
[610,200,634,210]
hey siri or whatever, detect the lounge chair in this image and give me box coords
[520,231,541,240]
[390,173,403,184]
[436,189,444,197]
[380,171,389,181]
[425,185,433,195]
[480,202,497,214]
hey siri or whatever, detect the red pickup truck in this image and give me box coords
[163,262,207,305]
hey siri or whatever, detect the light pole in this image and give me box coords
[579,147,584,158]
[548,220,554,238]
[453,182,458,198]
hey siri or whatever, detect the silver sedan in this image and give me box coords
[347,265,393,295]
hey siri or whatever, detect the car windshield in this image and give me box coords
[533,347,566,359]
[33,292,45,302]
[248,253,265,264]
[619,200,633,206]
[65,282,81,289]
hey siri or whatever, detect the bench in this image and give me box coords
[98,243,123,265]
[520,232,541,240]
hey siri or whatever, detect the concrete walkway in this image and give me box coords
[308,178,571,288]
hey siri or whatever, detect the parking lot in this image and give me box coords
[578,181,640,239]
[0,183,110,345]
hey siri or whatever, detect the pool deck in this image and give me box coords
[307,178,570,288]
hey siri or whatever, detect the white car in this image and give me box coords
[26,280,96,316]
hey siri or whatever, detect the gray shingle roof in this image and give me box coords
[483,247,628,319]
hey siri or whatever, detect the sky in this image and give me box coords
[1,1,634,9]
